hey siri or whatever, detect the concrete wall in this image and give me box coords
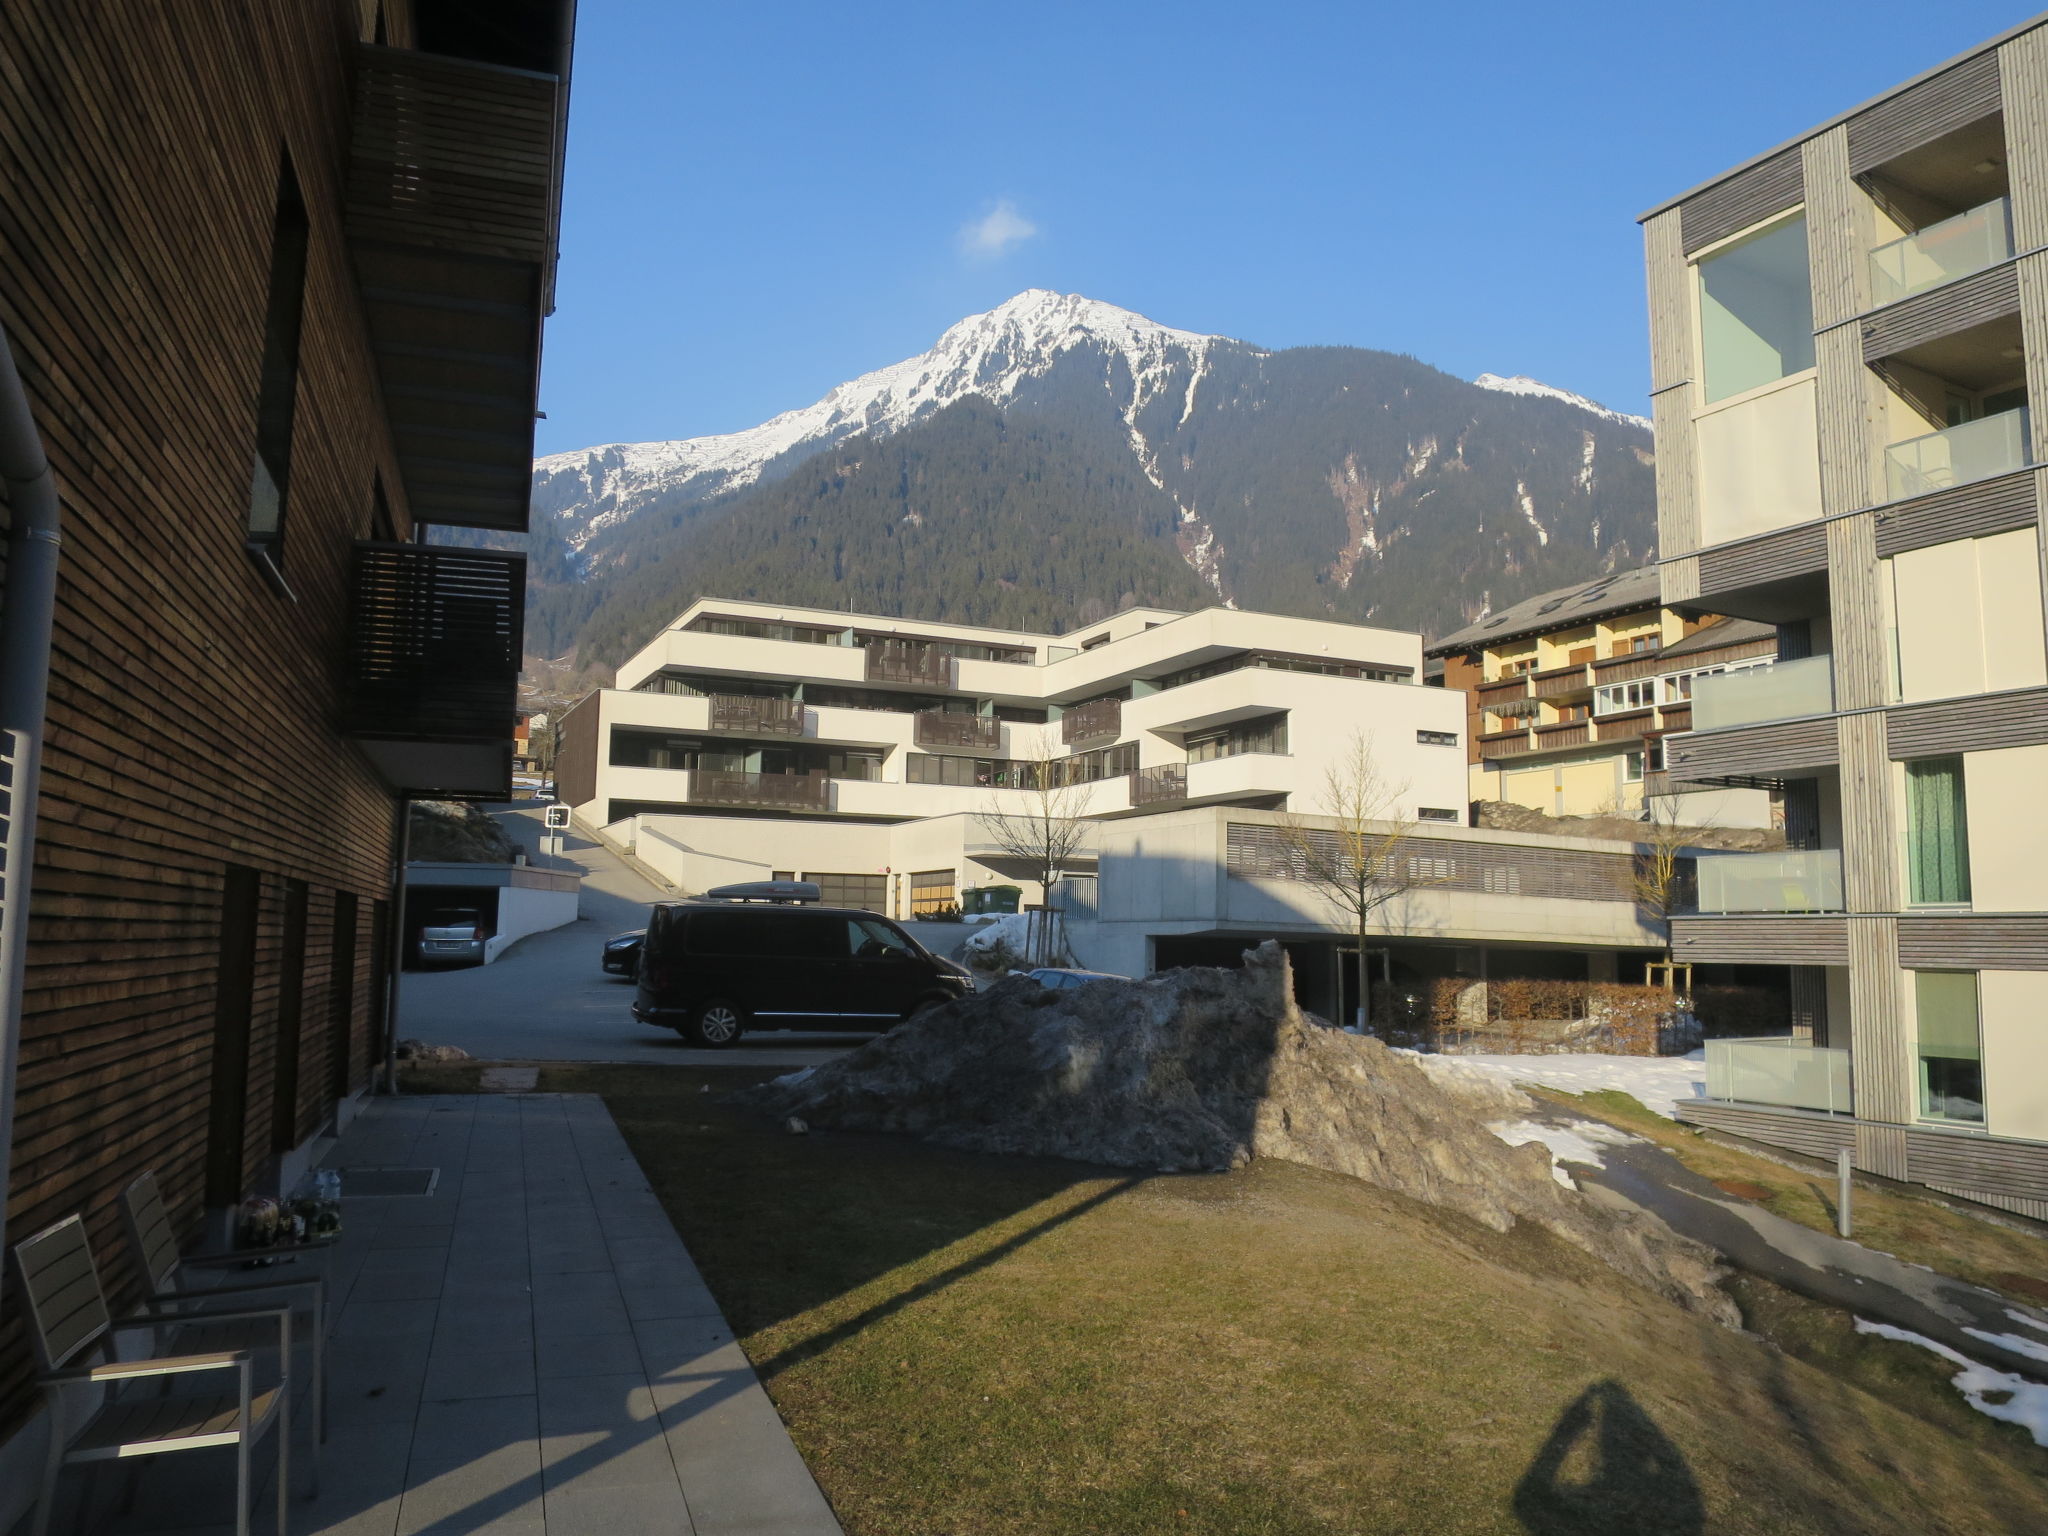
[1695,372,1823,546]
[1963,745,2048,912]
[1981,970,2048,1141]
[486,882,581,962]
[1888,528,2048,703]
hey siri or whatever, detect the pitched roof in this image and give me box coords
[1425,566,1664,656]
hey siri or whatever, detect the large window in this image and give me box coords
[1187,713,1289,763]
[1154,652,1409,691]
[1905,757,1971,905]
[689,616,844,645]
[1914,971,1984,1124]
[1594,679,1656,715]
[1698,215,1815,403]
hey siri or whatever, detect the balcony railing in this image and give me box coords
[685,769,830,812]
[1531,721,1590,748]
[1594,709,1656,741]
[1690,656,1833,731]
[1062,697,1122,745]
[1869,197,2013,308]
[1130,763,1188,806]
[1657,703,1692,733]
[913,711,1001,751]
[1590,652,1667,685]
[1478,728,1534,757]
[1476,677,1532,705]
[1694,848,1844,913]
[1531,662,1593,698]
[708,694,804,735]
[1705,1037,1853,1115]
[865,640,952,688]
[1885,407,2031,502]
[343,542,524,798]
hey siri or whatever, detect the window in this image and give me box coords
[1914,971,1984,1124]
[1153,651,1408,691]
[1499,656,1537,676]
[248,157,309,567]
[1622,750,1645,784]
[1697,214,1815,402]
[687,910,846,958]
[1595,680,1656,715]
[1905,757,1971,905]
[908,753,1046,788]
[806,872,888,911]
[1417,807,1459,823]
[994,704,1050,724]
[1627,635,1661,655]
[1417,729,1457,747]
[909,869,957,916]
[849,917,917,957]
[690,616,844,645]
[1187,714,1289,763]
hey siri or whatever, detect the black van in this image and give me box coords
[633,902,973,1046]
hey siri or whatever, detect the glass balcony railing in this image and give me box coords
[1705,1037,1853,1115]
[1690,656,1834,731]
[1885,407,2031,502]
[1869,197,2013,307]
[1694,848,1844,914]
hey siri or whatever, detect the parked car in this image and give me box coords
[602,929,644,979]
[415,907,488,968]
[634,900,974,1047]
[1025,967,1128,990]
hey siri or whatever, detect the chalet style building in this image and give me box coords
[0,0,569,1499]
[1642,17,2048,1215]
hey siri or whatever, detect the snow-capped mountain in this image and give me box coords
[1472,373,1653,431]
[534,291,1229,554]
[524,293,1659,668]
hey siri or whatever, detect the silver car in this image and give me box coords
[416,907,488,967]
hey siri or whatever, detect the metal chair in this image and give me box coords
[11,1214,291,1536]
[119,1170,328,1448]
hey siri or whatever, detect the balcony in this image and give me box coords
[1478,727,1534,758]
[1694,849,1844,914]
[1530,662,1593,699]
[685,769,830,812]
[1706,1037,1853,1115]
[1476,677,1533,708]
[1869,197,2013,308]
[342,542,523,798]
[345,45,563,531]
[1657,703,1692,733]
[1531,720,1590,749]
[1062,697,1122,745]
[913,711,1001,751]
[1593,709,1656,742]
[1885,407,2031,502]
[865,640,952,688]
[1690,657,1833,731]
[1130,763,1188,806]
[708,694,803,735]
[1590,652,1666,685]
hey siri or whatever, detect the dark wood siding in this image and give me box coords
[1664,716,1840,778]
[1697,522,1831,601]
[1677,1101,1857,1160]
[1681,148,1805,255]
[554,691,603,809]
[1862,261,2021,362]
[0,0,428,1432]
[1886,687,2048,757]
[1873,470,2036,556]
[1847,51,2003,174]
[1670,915,1850,964]
[1896,915,2048,969]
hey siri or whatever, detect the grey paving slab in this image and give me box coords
[424,1344,539,1402]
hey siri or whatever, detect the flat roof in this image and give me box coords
[1636,11,2048,223]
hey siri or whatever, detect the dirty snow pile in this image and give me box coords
[1444,1051,1707,1119]
[1487,1119,1645,1190]
[741,943,1737,1323]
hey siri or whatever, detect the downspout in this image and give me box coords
[0,322,62,1278]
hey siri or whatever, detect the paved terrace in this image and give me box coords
[121,1093,841,1535]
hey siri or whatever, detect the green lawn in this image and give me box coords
[524,1064,2048,1536]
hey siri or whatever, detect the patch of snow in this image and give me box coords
[1488,1118,1645,1187]
[771,1066,815,1088]
[1575,431,1596,494]
[1443,1051,1707,1119]
[1473,373,1653,431]
[1855,1319,2048,1446]
[1394,1049,1533,1114]
[1514,479,1549,546]
[1964,1327,2048,1365]
[2009,1308,2048,1336]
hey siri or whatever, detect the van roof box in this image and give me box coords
[699,880,822,905]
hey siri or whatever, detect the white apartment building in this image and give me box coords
[555,597,1472,913]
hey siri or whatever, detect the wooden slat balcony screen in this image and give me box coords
[1475,678,1531,705]
[1532,722,1591,748]
[1130,764,1188,805]
[346,44,562,533]
[708,695,804,735]
[913,712,1001,750]
[1589,652,1666,685]
[864,641,952,688]
[1062,698,1122,745]
[686,769,830,812]
[1531,663,1593,697]
[1478,730,1534,757]
[1594,710,1656,741]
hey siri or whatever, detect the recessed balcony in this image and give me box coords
[865,640,952,688]
[1885,407,2030,502]
[1062,697,1122,745]
[684,769,830,812]
[1706,1037,1853,1115]
[1869,197,2013,307]
[1130,763,1188,806]
[1690,657,1834,731]
[707,694,803,735]
[913,711,1001,751]
[1530,662,1594,699]
[1694,848,1844,914]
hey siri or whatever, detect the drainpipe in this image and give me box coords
[0,322,62,1278]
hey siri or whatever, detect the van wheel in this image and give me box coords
[684,1000,745,1048]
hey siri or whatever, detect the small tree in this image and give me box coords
[1273,735,1435,1033]
[980,750,1092,967]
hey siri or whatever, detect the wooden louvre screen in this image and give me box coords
[343,542,524,743]
[1224,824,1634,904]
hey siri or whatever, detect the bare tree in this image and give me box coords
[1621,794,1699,975]
[980,749,1093,968]
[1273,734,1435,1033]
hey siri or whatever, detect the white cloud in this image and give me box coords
[957,199,1039,260]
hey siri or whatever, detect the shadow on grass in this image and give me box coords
[1513,1380,1703,1536]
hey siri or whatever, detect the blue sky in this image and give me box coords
[535,0,2038,456]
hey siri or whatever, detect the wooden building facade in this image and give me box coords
[0,0,570,1464]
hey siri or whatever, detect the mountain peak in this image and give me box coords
[1472,373,1651,432]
